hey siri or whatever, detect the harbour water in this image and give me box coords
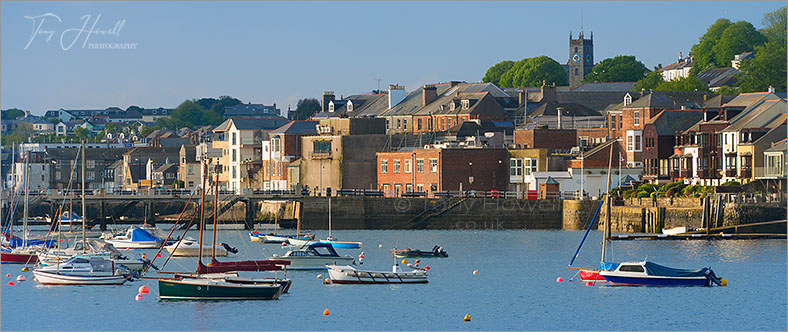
[2,228,786,331]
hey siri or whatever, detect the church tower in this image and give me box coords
[568,30,594,88]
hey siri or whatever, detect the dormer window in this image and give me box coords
[329,101,335,112]
[624,94,632,106]
[461,100,470,109]
[347,101,353,112]
[449,102,455,111]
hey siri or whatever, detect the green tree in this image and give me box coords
[633,71,664,91]
[498,56,568,88]
[482,60,515,86]
[170,100,223,129]
[714,86,740,95]
[1,108,25,120]
[293,98,321,120]
[209,96,242,116]
[759,6,786,46]
[126,105,143,113]
[712,21,767,68]
[737,40,787,92]
[655,76,709,92]
[690,18,733,76]
[74,127,89,140]
[2,123,34,145]
[583,55,649,83]
[139,125,156,138]
[104,123,119,133]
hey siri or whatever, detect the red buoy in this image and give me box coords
[556,277,564,282]
[585,281,594,286]
[138,285,150,294]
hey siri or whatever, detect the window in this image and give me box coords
[524,158,537,175]
[347,101,353,112]
[397,119,401,129]
[624,94,632,106]
[405,184,413,192]
[619,265,644,273]
[416,184,424,192]
[430,158,438,172]
[416,159,424,173]
[461,100,470,109]
[328,102,334,112]
[618,115,622,129]
[87,171,95,180]
[166,173,174,179]
[403,120,407,130]
[574,68,578,75]
[441,118,445,130]
[313,141,331,154]
[232,132,237,145]
[188,165,194,175]
[633,111,640,126]
[55,171,61,180]
[380,159,388,174]
[404,159,412,173]
[450,102,455,111]
[393,159,401,173]
[510,158,522,177]
[394,184,401,195]
[626,131,642,152]
[232,166,237,179]
[87,160,95,169]
[188,181,194,187]
[233,149,237,162]
[272,137,281,153]
[417,119,422,131]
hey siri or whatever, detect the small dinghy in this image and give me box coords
[326,263,428,284]
[390,245,448,258]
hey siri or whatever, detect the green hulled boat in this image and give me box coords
[158,277,283,300]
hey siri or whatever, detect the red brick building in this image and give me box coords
[376,147,509,196]
[514,127,608,149]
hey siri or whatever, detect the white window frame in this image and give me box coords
[626,130,642,152]
[404,159,412,173]
[393,159,401,173]
[380,159,388,174]
[633,111,640,126]
[429,158,438,172]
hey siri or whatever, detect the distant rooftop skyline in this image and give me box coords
[2,1,784,115]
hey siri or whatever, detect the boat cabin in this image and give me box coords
[285,243,341,257]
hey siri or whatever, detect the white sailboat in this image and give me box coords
[33,141,131,285]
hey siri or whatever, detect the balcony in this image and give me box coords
[739,168,752,179]
[311,151,332,159]
[725,169,737,178]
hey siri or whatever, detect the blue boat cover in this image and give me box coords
[8,238,57,248]
[130,228,162,242]
[600,262,619,271]
[643,261,708,277]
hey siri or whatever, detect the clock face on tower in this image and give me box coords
[572,54,580,63]
[586,54,592,62]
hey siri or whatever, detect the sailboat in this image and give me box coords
[155,161,289,300]
[248,202,315,243]
[567,142,617,282]
[1,151,40,264]
[287,197,362,249]
[33,141,131,285]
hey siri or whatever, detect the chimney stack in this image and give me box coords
[422,85,438,107]
[540,80,557,103]
[322,91,335,113]
[518,87,527,108]
[556,107,563,129]
[388,84,406,109]
[768,86,775,93]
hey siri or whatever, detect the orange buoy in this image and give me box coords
[138,285,150,294]
[415,259,420,264]
[473,270,478,275]
[556,277,564,282]
[401,259,408,264]
[323,309,330,316]
[5,273,9,277]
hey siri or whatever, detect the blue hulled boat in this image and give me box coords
[599,261,724,287]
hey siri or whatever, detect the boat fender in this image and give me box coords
[720,278,727,287]
[463,314,471,322]
[220,243,239,254]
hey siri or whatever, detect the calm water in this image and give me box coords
[1,228,786,331]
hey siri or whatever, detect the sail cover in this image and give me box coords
[130,228,162,242]
[643,261,709,277]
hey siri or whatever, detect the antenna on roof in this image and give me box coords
[375,78,382,91]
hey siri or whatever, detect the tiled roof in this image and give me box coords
[569,82,636,92]
[724,99,787,132]
[529,101,600,116]
[765,138,787,153]
[697,67,739,88]
[270,121,319,135]
[646,110,704,135]
[703,94,737,108]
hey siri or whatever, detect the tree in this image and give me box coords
[759,6,786,46]
[139,125,156,138]
[498,56,569,88]
[126,105,143,113]
[737,39,787,92]
[714,86,740,95]
[2,123,34,145]
[583,55,648,83]
[711,21,767,68]
[655,76,709,92]
[1,108,25,120]
[209,96,242,116]
[74,127,89,140]
[104,123,119,133]
[293,98,321,120]
[690,18,733,76]
[633,71,664,91]
[482,60,515,86]
[169,100,224,129]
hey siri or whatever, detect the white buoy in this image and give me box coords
[316,274,322,279]
[378,244,382,248]
[16,275,26,282]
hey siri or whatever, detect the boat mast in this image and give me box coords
[295,201,300,238]
[81,140,86,253]
[601,141,614,264]
[211,163,219,259]
[328,196,332,239]
[22,151,30,248]
[197,160,207,271]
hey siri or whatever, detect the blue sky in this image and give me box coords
[2,1,784,115]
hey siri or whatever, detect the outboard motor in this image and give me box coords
[705,269,722,286]
[220,243,239,254]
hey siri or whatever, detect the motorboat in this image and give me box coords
[103,227,164,249]
[270,242,354,270]
[390,246,448,258]
[32,256,132,285]
[249,231,315,243]
[164,237,236,257]
[661,226,699,235]
[326,264,428,284]
[599,261,724,287]
[1,246,39,264]
[37,239,151,271]
[287,238,363,249]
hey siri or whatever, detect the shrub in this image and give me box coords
[636,191,650,198]
[666,189,674,197]
[721,181,741,186]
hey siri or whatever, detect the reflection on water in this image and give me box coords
[2,228,786,331]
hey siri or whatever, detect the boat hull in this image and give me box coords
[275,256,354,270]
[32,270,129,285]
[165,247,228,257]
[249,232,315,243]
[1,251,39,264]
[326,265,428,284]
[287,239,362,249]
[578,269,606,282]
[103,240,161,249]
[158,278,283,300]
[601,275,708,287]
